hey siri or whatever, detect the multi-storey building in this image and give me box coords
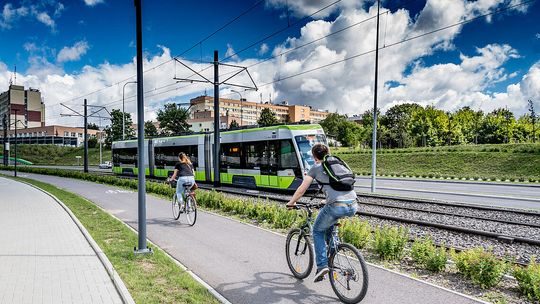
[5,125,102,147]
[188,96,329,132]
[0,85,45,130]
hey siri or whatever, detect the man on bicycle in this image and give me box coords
[286,144,358,282]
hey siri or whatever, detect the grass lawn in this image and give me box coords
[0,144,111,165]
[8,175,219,304]
[335,143,540,181]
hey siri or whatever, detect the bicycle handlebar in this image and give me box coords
[287,201,325,210]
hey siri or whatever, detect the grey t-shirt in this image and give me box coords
[308,164,357,204]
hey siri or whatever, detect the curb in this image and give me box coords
[15,179,136,304]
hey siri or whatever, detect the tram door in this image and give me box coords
[259,141,279,188]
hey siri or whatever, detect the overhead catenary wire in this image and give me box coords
[51,0,265,107]
[255,0,535,89]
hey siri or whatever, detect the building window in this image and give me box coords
[64,131,69,136]
[71,132,76,137]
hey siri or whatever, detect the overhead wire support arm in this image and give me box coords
[173,58,213,83]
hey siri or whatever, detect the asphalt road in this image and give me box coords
[15,172,481,304]
[25,165,540,210]
[356,176,540,210]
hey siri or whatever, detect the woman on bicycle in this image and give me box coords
[170,152,195,203]
[286,144,358,283]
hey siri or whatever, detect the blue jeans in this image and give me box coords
[176,176,195,202]
[312,201,358,269]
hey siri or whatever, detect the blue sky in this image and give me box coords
[0,0,539,125]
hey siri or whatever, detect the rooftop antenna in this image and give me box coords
[260,92,262,103]
[13,65,17,85]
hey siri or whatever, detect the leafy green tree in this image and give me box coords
[104,109,134,147]
[409,106,448,147]
[528,100,537,143]
[320,113,346,137]
[87,136,98,148]
[87,123,100,130]
[229,120,240,129]
[478,108,516,144]
[144,121,159,138]
[452,107,483,144]
[257,108,279,126]
[514,115,534,142]
[320,113,365,147]
[381,103,422,148]
[157,103,191,136]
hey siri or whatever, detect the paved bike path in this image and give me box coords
[16,172,482,304]
[0,176,127,304]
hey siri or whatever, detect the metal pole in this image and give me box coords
[13,109,18,177]
[84,99,89,173]
[134,0,150,254]
[213,50,221,187]
[2,114,7,166]
[99,118,103,165]
[371,0,380,193]
[123,81,137,140]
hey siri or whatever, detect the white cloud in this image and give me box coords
[259,43,269,55]
[0,3,29,29]
[536,33,540,39]
[57,41,90,62]
[36,12,55,29]
[224,43,239,60]
[84,0,105,6]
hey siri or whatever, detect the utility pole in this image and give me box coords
[134,0,151,255]
[122,81,137,140]
[213,50,221,187]
[174,50,257,188]
[13,109,19,177]
[61,102,110,172]
[371,0,380,193]
[2,114,7,166]
[84,99,88,173]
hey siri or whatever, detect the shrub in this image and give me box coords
[411,238,447,272]
[453,247,507,289]
[513,258,540,302]
[373,225,408,260]
[339,218,371,249]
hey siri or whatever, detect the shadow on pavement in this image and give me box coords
[216,271,339,304]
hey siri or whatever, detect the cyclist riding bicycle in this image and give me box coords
[286,143,358,283]
[170,152,195,204]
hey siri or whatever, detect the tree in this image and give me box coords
[144,121,159,138]
[528,100,537,143]
[87,123,100,130]
[157,103,191,136]
[257,108,279,126]
[409,106,448,147]
[478,108,516,144]
[88,136,98,148]
[452,107,483,144]
[229,120,240,129]
[104,109,134,147]
[381,103,422,148]
[320,113,345,137]
[320,113,365,147]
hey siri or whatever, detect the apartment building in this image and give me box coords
[188,96,329,132]
[0,85,45,130]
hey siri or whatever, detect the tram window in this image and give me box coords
[113,148,137,167]
[221,143,242,169]
[279,140,298,169]
[154,145,198,169]
[244,141,267,169]
[268,141,278,167]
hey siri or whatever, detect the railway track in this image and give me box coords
[197,185,540,248]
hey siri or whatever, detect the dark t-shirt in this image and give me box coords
[174,162,194,176]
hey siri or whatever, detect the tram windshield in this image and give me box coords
[295,134,327,171]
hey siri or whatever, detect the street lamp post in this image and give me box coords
[122,81,137,140]
[231,90,243,126]
[13,109,19,177]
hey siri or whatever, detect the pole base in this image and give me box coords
[133,247,153,255]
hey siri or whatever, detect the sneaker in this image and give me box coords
[313,267,329,283]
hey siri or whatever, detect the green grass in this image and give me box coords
[337,149,540,181]
[0,144,111,165]
[8,175,219,304]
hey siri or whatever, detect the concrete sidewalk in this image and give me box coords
[12,172,487,304]
[0,176,128,304]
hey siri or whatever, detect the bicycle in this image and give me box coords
[167,178,197,226]
[285,201,369,303]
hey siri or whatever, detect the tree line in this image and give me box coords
[321,100,538,148]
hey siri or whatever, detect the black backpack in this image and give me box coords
[321,155,356,191]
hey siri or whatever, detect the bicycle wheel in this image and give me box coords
[171,194,181,220]
[329,243,369,304]
[184,195,197,226]
[285,228,314,279]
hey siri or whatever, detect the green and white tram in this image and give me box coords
[112,124,327,190]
